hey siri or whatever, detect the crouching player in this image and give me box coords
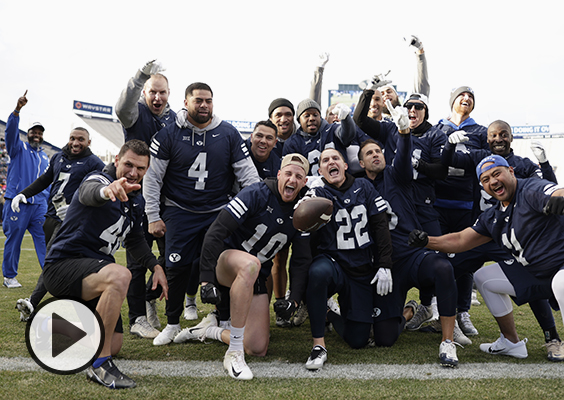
[174,154,311,380]
[42,140,168,389]
[409,155,564,360]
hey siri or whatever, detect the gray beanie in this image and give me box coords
[296,99,321,120]
[449,86,475,110]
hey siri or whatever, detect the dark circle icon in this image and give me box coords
[25,298,104,375]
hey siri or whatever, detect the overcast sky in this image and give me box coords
[1,0,563,150]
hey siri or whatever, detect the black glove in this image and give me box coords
[273,299,297,320]
[543,196,564,215]
[408,229,429,247]
[200,283,221,304]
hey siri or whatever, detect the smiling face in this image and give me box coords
[368,91,384,120]
[68,129,90,155]
[250,124,277,162]
[487,121,513,156]
[270,106,295,139]
[319,149,348,188]
[479,164,516,206]
[359,142,386,179]
[27,127,44,148]
[452,92,474,116]
[277,164,307,203]
[115,149,149,185]
[143,75,170,116]
[404,100,426,129]
[185,89,213,127]
[299,108,321,135]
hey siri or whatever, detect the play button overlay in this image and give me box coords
[25,298,104,375]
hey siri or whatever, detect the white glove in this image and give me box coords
[448,131,469,144]
[371,268,393,296]
[404,35,423,50]
[317,52,330,68]
[332,103,351,120]
[385,100,409,131]
[530,140,547,163]
[366,73,392,91]
[56,204,69,221]
[412,155,420,169]
[140,59,165,76]
[11,193,27,213]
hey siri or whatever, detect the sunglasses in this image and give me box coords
[404,102,425,110]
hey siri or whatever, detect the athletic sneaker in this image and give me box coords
[471,289,481,306]
[419,319,472,346]
[545,339,564,362]
[3,277,22,288]
[439,339,459,368]
[86,358,136,389]
[305,345,328,370]
[152,324,181,346]
[292,301,309,326]
[16,298,33,322]
[183,304,198,321]
[405,304,433,331]
[146,300,161,329]
[130,316,160,339]
[174,312,218,343]
[479,333,528,358]
[276,316,291,328]
[457,311,479,336]
[223,350,253,380]
[327,297,341,316]
[404,300,418,319]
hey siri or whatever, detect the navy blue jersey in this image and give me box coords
[41,149,104,220]
[245,138,281,179]
[46,170,145,263]
[366,134,422,263]
[411,126,447,206]
[224,181,308,276]
[283,120,350,176]
[472,178,564,279]
[150,120,253,212]
[309,177,387,270]
[124,102,176,145]
[434,119,488,208]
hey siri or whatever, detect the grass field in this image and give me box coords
[1,233,564,399]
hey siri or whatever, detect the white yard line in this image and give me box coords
[1,357,563,379]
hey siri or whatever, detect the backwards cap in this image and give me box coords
[281,153,309,175]
[476,155,509,180]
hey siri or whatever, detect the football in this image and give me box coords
[293,197,333,232]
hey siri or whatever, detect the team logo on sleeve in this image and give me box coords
[169,253,181,263]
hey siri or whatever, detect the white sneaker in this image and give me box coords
[453,320,472,346]
[16,298,34,322]
[471,289,481,306]
[479,333,528,358]
[439,339,459,368]
[3,277,22,288]
[130,316,160,339]
[146,300,161,329]
[183,304,198,321]
[326,297,341,316]
[223,350,253,380]
[305,345,328,370]
[174,312,218,343]
[152,324,181,346]
[292,301,309,326]
[457,311,479,336]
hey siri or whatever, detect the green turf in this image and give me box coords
[1,232,563,399]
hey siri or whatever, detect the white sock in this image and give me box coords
[228,326,245,352]
[185,295,196,306]
[205,326,226,343]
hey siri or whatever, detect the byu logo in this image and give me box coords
[169,253,181,263]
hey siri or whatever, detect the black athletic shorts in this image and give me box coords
[43,258,124,333]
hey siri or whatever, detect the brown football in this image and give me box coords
[293,197,333,232]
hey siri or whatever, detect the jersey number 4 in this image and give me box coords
[188,153,209,190]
